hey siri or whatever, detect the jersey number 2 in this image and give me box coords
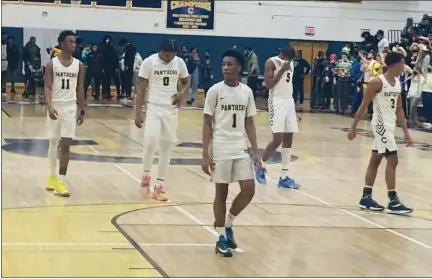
[61,79,70,90]
[390,98,396,109]
[286,72,291,82]
[163,77,169,86]
[232,113,237,128]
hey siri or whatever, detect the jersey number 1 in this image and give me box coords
[232,113,237,128]
[61,79,70,90]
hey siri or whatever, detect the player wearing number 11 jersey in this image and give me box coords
[135,40,190,201]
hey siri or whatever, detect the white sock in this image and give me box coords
[155,178,164,187]
[281,148,292,177]
[216,226,225,236]
[58,175,65,181]
[225,212,236,228]
[48,139,59,176]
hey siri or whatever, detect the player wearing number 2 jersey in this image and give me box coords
[135,39,190,201]
[255,46,300,189]
[348,52,413,215]
[45,30,86,197]
[202,49,261,257]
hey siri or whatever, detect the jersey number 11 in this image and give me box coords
[61,79,70,90]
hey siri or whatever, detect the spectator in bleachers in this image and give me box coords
[200,50,213,97]
[376,30,389,53]
[334,48,352,114]
[100,35,121,100]
[422,66,432,124]
[245,47,260,99]
[119,38,137,100]
[360,31,378,52]
[1,32,8,95]
[181,47,197,105]
[22,36,41,85]
[321,59,333,110]
[85,44,102,101]
[6,36,19,95]
[417,14,431,37]
[311,50,326,109]
[401,17,416,44]
[350,52,362,113]
[188,47,200,105]
[293,50,311,109]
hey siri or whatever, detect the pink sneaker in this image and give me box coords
[153,185,168,201]
[140,175,150,197]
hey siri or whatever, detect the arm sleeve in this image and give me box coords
[203,86,217,116]
[138,57,152,79]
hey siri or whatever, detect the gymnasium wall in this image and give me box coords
[2,1,432,41]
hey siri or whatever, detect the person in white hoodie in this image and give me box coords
[421,66,432,126]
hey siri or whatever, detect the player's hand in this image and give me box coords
[281,62,291,71]
[252,153,262,171]
[347,126,357,140]
[48,106,58,120]
[76,114,84,126]
[404,132,413,147]
[135,113,143,128]
[172,93,183,107]
[201,154,214,176]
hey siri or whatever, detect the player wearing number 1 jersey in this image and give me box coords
[348,52,413,215]
[202,49,261,257]
[255,46,300,189]
[45,30,86,197]
[135,40,190,201]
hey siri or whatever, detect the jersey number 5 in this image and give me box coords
[61,79,70,90]
[163,77,169,86]
[286,72,291,82]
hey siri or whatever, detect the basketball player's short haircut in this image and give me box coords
[281,46,295,59]
[160,39,179,53]
[58,30,76,44]
[222,49,245,69]
[385,52,404,66]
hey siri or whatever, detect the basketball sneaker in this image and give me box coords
[254,163,266,184]
[54,181,70,197]
[358,196,385,211]
[278,176,300,189]
[225,227,237,250]
[387,199,413,215]
[153,184,168,201]
[140,175,151,197]
[46,174,57,191]
[215,235,232,257]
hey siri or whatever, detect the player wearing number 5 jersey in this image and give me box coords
[135,39,190,201]
[45,30,86,197]
[255,46,300,189]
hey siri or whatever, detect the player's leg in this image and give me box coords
[46,111,61,191]
[278,99,300,188]
[212,160,233,257]
[359,150,385,210]
[226,157,255,250]
[54,108,77,197]
[140,111,162,197]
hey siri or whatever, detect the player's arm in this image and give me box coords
[177,58,191,99]
[263,59,284,89]
[350,77,381,129]
[244,89,259,154]
[396,94,409,133]
[44,60,54,108]
[202,87,216,158]
[77,61,85,111]
[136,58,151,115]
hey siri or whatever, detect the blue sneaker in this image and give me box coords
[254,163,267,184]
[225,227,237,249]
[358,196,385,211]
[215,235,232,257]
[277,176,300,189]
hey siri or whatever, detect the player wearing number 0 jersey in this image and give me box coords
[255,46,300,189]
[348,52,413,215]
[45,30,86,197]
[135,39,190,201]
[202,49,261,258]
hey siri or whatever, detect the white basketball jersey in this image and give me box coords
[372,74,401,127]
[141,53,189,108]
[51,56,80,105]
[268,56,294,99]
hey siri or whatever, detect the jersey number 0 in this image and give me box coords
[61,79,70,90]
[163,77,169,86]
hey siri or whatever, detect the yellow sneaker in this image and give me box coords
[54,180,70,197]
[46,174,57,191]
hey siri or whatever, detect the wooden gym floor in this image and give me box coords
[1,104,432,277]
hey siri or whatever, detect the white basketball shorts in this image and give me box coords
[46,104,77,139]
[144,105,178,143]
[268,97,298,133]
[371,123,398,154]
[211,157,254,184]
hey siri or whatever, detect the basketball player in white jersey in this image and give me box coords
[348,52,413,215]
[135,40,190,201]
[255,46,300,189]
[44,30,85,197]
[202,49,261,257]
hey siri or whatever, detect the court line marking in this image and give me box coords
[114,164,245,253]
[2,242,215,247]
[88,146,100,154]
[266,176,432,249]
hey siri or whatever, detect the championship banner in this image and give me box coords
[166,0,215,30]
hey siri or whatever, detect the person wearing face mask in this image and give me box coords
[334,48,352,114]
[22,36,41,87]
[376,30,389,53]
[311,50,326,109]
[292,50,311,108]
[245,47,259,99]
[85,44,103,101]
[200,51,213,97]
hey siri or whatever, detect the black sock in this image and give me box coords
[59,167,67,176]
[362,186,373,198]
[388,190,398,201]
